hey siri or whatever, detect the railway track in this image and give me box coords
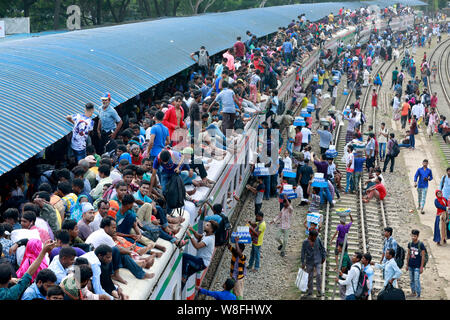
[322,47,406,299]
[428,36,450,165]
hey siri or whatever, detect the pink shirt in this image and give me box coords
[273,205,293,230]
[223,52,235,71]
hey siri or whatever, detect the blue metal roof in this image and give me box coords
[0,0,424,176]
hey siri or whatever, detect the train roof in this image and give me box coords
[0,0,425,176]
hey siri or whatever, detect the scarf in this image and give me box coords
[16,239,48,282]
[436,190,447,215]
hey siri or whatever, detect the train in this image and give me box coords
[110,10,415,301]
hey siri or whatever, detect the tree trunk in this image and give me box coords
[23,0,37,17]
[53,0,62,30]
[96,0,102,25]
[202,0,217,13]
[107,0,119,22]
[172,0,180,16]
[163,0,169,16]
[153,0,161,16]
[142,0,152,17]
[118,0,131,21]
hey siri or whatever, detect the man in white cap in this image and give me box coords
[97,93,123,154]
[77,202,95,241]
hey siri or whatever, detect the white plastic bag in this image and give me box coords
[295,268,309,292]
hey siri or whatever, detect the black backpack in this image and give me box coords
[394,245,406,269]
[215,213,232,246]
[352,265,370,300]
[377,283,406,300]
[277,100,286,115]
[391,140,400,157]
[163,174,186,211]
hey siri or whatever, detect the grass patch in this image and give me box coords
[431,135,449,169]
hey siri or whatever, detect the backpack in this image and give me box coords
[377,283,406,300]
[441,175,448,190]
[198,49,208,67]
[163,174,186,211]
[352,265,370,300]
[277,100,286,115]
[215,213,232,246]
[391,140,400,157]
[394,245,406,269]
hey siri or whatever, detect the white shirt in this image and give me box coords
[378,127,388,143]
[85,228,116,249]
[11,228,41,266]
[338,262,362,296]
[48,256,70,284]
[283,157,293,170]
[71,114,94,151]
[196,234,215,267]
[411,103,425,119]
[393,96,400,110]
[301,127,311,144]
[89,213,104,233]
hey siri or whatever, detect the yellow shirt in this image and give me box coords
[318,74,324,85]
[255,221,266,246]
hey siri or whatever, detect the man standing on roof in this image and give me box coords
[66,103,95,162]
[190,46,210,77]
[97,93,123,155]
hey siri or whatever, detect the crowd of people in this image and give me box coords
[0,3,444,302]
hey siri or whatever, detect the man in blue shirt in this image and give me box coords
[353,151,366,192]
[97,93,123,154]
[208,81,242,134]
[381,227,398,264]
[146,111,170,162]
[197,278,237,300]
[374,248,402,288]
[414,159,433,214]
[282,39,294,66]
[150,149,191,194]
[21,269,57,300]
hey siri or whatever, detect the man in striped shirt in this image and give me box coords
[227,239,246,300]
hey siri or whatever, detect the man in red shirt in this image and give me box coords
[234,36,246,59]
[362,177,386,203]
[130,144,143,166]
[253,52,266,74]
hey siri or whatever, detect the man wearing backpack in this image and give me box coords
[381,227,398,265]
[406,229,426,299]
[198,202,231,247]
[190,46,210,77]
[336,251,364,300]
[383,133,398,173]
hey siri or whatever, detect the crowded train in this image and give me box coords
[0,1,447,301]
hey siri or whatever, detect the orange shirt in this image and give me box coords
[401,102,410,116]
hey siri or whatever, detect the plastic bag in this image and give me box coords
[296,268,309,292]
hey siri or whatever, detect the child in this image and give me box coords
[307,181,321,213]
[46,285,65,300]
[276,177,288,211]
[246,177,265,215]
[329,213,353,270]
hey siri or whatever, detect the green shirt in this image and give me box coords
[392,70,399,80]
[339,252,352,279]
[0,273,32,300]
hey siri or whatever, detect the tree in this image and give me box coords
[106,0,132,22]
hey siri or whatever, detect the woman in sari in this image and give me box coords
[70,195,89,222]
[434,190,448,246]
[16,238,49,282]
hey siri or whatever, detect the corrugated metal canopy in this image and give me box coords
[0,0,423,176]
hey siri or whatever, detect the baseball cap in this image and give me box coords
[101,92,111,100]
